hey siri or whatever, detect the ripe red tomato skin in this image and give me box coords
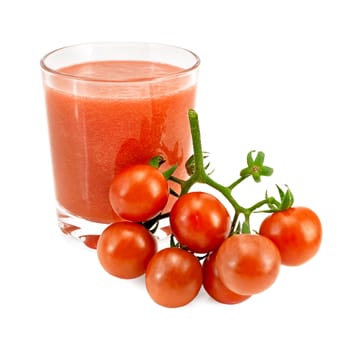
[169,192,231,253]
[97,221,157,279]
[203,250,251,304]
[109,164,169,222]
[145,247,203,308]
[259,206,322,266]
[216,234,281,296]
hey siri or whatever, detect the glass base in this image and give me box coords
[56,205,171,250]
[57,205,110,249]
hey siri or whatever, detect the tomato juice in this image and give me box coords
[43,60,197,225]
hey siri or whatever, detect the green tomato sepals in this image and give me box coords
[240,150,274,183]
[266,185,295,212]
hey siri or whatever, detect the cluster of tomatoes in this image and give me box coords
[96,163,322,308]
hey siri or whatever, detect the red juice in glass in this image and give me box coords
[41,43,200,241]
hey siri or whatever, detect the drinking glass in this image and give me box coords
[40,42,200,246]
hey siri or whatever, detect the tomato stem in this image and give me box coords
[227,175,249,190]
[188,109,206,177]
[179,109,278,234]
[149,109,290,235]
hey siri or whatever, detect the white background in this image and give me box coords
[1,0,349,349]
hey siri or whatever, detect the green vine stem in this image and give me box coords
[168,109,288,234]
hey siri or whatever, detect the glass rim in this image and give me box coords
[40,41,200,84]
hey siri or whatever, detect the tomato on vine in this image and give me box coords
[145,247,202,308]
[216,234,281,295]
[170,191,231,253]
[259,206,322,266]
[109,164,169,222]
[93,109,322,308]
[203,250,251,304]
[97,221,157,279]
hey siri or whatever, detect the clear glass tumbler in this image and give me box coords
[40,42,200,247]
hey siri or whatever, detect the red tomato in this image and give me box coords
[97,221,157,279]
[109,164,169,222]
[169,192,231,253]
[216,234,281,295]
[259,206,322,266]
[145,247,202,308]
[203,250,251,304]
